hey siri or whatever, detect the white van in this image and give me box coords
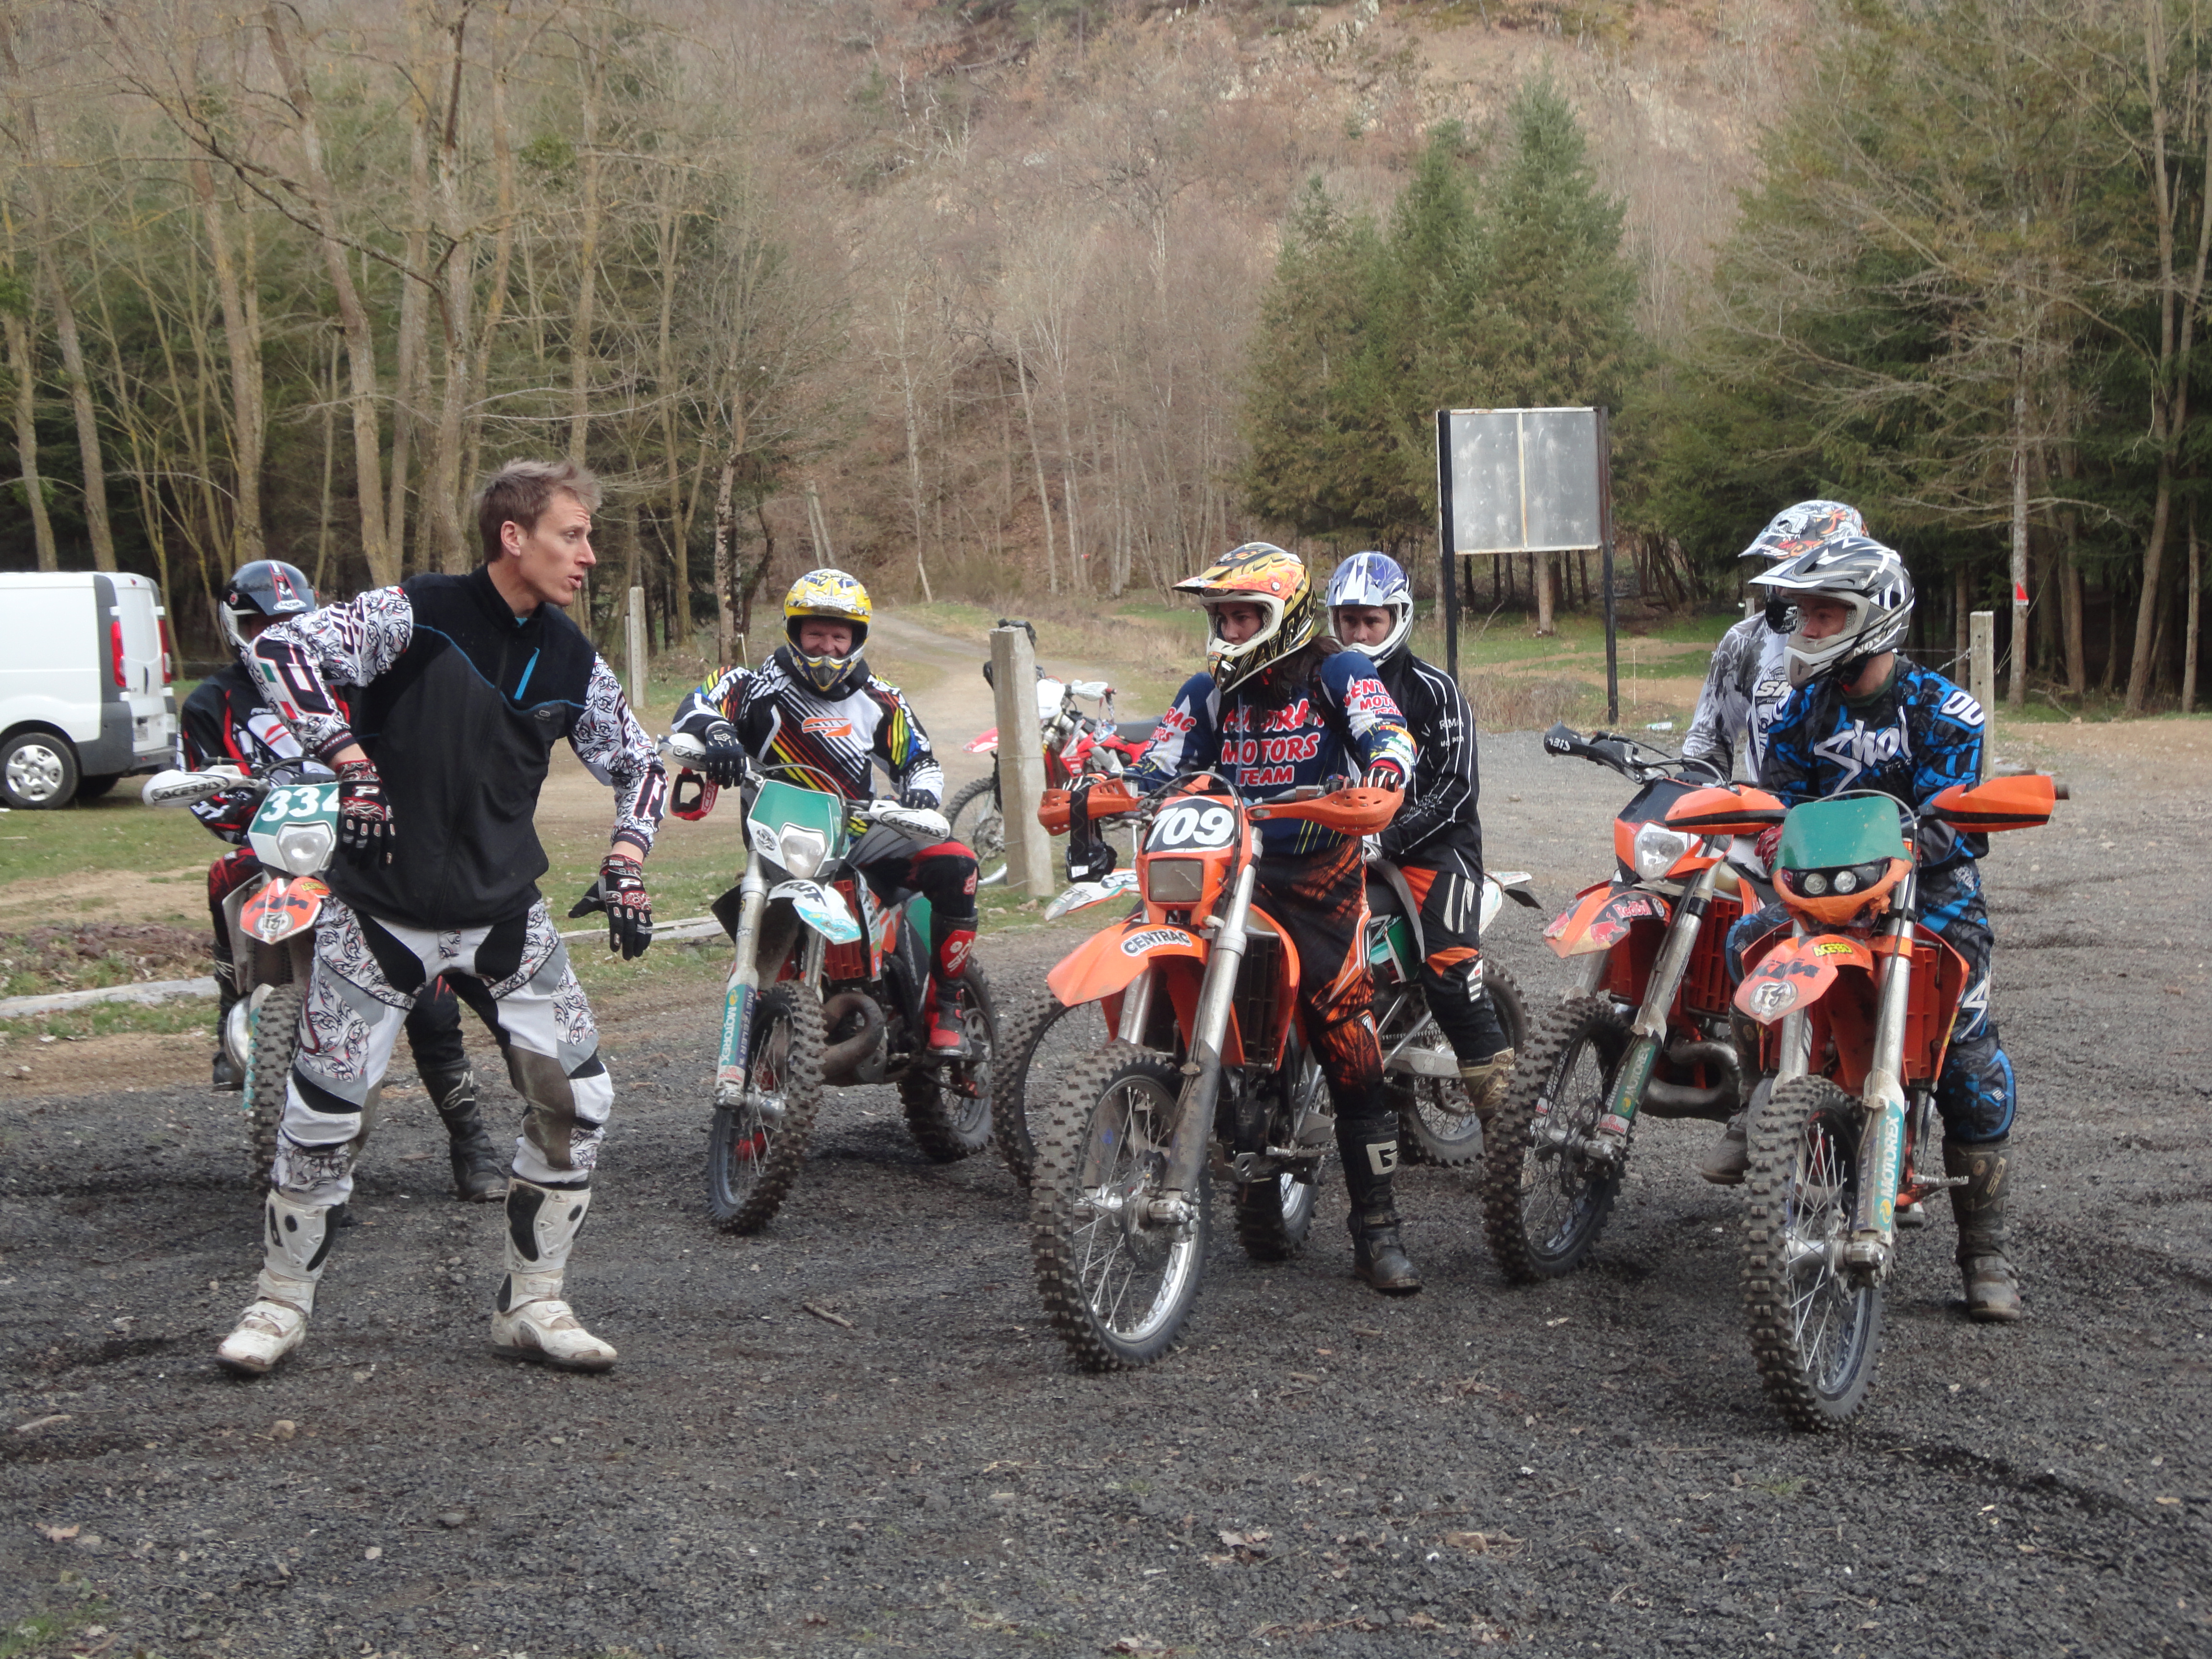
[0,571,180,808]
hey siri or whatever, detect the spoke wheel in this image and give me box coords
[1480,993,1630,1282]
[991,991,1118,1186]
[1396,962,1530,1167]
[945,775,1010,884]
[244,981,303,1183]
[1235,1054,1325,1261]
[1743,1076,1885,1431]
[705,982,826,1233]
[1031,1047,1207,1370]
[898,965,999,1162]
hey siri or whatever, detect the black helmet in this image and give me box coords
[220,561,316,656]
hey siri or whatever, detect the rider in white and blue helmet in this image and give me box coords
[1322,551,1515,1118]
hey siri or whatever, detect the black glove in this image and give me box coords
[335,758,395,865]
[700,721,746,788]
[898,787,938,811]
[598,851,652,960]
[1067,837,1117,884]
[1363,761,1407,790]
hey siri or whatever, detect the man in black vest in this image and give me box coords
[216,460,667,1376]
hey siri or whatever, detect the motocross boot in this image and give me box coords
[1945,1137,2022,1322]
[490,1179,617,1371]
[1340,1119,1421,1295]
[923,922,978,1058]
[216,1191,335,1376]
[1458,1049,1515,1121]
[425,1064,505,1202]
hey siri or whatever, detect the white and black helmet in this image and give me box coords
[1323,551,1415,665]
[1761,534,1914,689]
[219,560,316,658]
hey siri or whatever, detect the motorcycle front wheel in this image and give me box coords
[1743,1076,1885,1431]
[244,981,304,1182]
[990,991,1119,1186]
[1480,993,1630,1282]
[898,964,999,1162]
[1395,963,1530,1167]
[705,981,827,1234]
[1031,1047,1208,1370]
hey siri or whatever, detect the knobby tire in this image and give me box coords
[705,982,827,1234]
[1479,993,1630,1283]
[899,965,999,1163]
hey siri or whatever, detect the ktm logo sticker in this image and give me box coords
[801,717,854,737]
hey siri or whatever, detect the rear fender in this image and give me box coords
[1046,915,1206,1006]
[1543,881,1671,958]
[1734,933,1875,1024]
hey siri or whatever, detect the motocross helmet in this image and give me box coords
[1744,501,1864,632]
[219,560,316,657]
[1761,534,1915,690]
[1174,542,1318,695]
[782,568,872,697]
[1324,551,1414,665]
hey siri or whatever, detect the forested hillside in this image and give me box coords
[0,0,2200,713]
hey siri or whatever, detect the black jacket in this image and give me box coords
[1373,648,1483,867]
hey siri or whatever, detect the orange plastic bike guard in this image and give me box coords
[1543,882,1671,959]
[1037,781,1143,834]
[1733,933,1873,1024]
[240,876,327,946]
[1927,772,2055,832]
[1045,914,1206,1006]
[1245,786,1401,837]
[1664,784,1786,836]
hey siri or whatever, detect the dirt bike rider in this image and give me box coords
[1322,552,1514,1115]
[1681,500,1867,786]
[183,560,503,1203]
[1123,542,1423,1294]
[215,460,667,1377]
[671,569,982,1056]
[1684,500,1866,1187]
[1718,533,2022,1323]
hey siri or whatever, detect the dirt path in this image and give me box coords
[1,724,2206,1657]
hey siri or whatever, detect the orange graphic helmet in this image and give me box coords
[1173,542,1318,695]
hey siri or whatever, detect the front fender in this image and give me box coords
[1046,914,1206,1006]
[239,875,330,946]
[1542,881,1672,958]
[768,879,862,944]
[1734,933,1875,1024]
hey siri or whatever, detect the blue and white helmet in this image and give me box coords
[1324,552,1415,665]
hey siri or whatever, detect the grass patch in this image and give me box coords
[0,997,213,1045]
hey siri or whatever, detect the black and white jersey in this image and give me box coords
[1683,614,1792,784]
[671,647,945,806]
[1373,650,1481,867]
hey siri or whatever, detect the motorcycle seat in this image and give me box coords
[1109,717,1159,747]
[1364,872,1404,916]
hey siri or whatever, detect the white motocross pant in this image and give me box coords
[274,897,611,1204]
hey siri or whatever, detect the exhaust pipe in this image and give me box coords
[818,990,887,1085]
[1639,1038,1741,1120]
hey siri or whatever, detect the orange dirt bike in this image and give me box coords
[141,759,344,1176]
[1020,771,1402,1370]
[1660,771,2061,1430]
[1483,724,1772,1281]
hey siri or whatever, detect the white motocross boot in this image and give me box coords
[490,1179,617,1372]
[216,1192,334,1376]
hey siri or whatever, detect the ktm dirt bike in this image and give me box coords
[947,657,1153,886]
[1662,772,2062,1429]
[1482,724,1771,1281]
[1022,771,1400,1370]
[662,735,999,1234]
[143,760,347,1177]
[994,850,1538,1186]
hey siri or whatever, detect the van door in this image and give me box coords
[91,575,179,779]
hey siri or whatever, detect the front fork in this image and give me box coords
[1846,870,1920,1279]
[715,866,770,1106]
[1154,859,1259,1225]
[1590,857,1725,1155]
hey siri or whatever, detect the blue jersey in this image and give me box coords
[1129,649,1416,856]
[1761,659,1987,868]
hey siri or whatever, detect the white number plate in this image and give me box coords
[252,783,338,830]
[1145,803,1237,851]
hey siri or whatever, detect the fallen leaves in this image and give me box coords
[1103,1637,1172,1656]
[1443,1529,1525,1558]
[36,1523,79,1543]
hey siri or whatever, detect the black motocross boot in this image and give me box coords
[1339,1116,1422,1296]
[426,1066,505,1202]
[1945,1137,2021,1322]
[210,945,243,1092]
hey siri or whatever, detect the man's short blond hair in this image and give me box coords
[475,459,602,563]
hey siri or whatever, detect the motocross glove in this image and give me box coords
[1363,761,1407,790]
[699,721,747,788]
[598,851,653,961]
[335,758,396,865]
[898,786,939,812]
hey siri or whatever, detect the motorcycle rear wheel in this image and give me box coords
[1480,993,1630,1282]
[244,981,303,1183]
[944,776,1010,884]
[1743,1076,1885,1431]
[990,991,1118,1186]
[1396,963,1530,1167]
[898,965,999,1163]
[1031,1047,1208,1371]
[705,982,827,1234]
[1234,1052,1326,1261]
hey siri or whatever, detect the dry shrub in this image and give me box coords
[1465,673,1589,733]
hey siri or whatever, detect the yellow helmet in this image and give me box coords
[1173,542,1317,694]
[782,568,872,695]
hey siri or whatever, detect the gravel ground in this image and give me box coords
[1,727,2208,1659]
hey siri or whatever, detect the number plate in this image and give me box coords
[247,782,340,876]
[1144,802,1237,852]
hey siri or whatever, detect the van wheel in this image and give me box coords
[0,731,79,809]
[75,773,120,800]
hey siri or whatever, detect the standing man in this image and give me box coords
[1323,553,1514,1114]
[216,460,666,1376]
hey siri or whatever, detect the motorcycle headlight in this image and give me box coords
[778,826,829,879]
[1142,857,1205,903]
[272,820,336,876]
[1784,859,1890,901]
[1632,822,1696,880]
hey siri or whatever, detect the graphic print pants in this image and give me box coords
[275,897,611,1205]
[1395,843,1512,1066]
